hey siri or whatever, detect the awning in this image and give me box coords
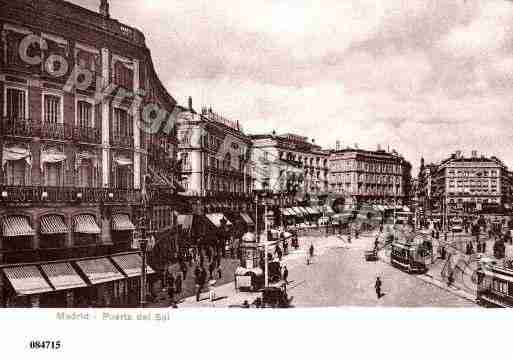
[75,257,125,284]
[111,213,136,231]
[110,254,155,278]
[2,146,32,168]
[40,148,66,171]
[2,265,53,295]
[113,155,132,166]
[306,207,320,215]
[2,216,35,237]
[40,215,68,235]
[298,207,310,216]
[291,207,304,217]
[74,214,101,234]
[40,262,87,291]
[177,214,193,231]
[205,213,232,227]
[240,213,254,225]
[280,208,292,216]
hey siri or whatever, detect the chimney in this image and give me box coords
[188,96,193,112]
[100,0,110,18]
[354,143,358,149]
[312,138,315,144]
[336,140,340,151]
[377,144,382,151]
[456,150,462,158]
[471,150,477,158]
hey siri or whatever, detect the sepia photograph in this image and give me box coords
[2,0,513,355]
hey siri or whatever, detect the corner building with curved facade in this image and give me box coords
[0,0,180,307]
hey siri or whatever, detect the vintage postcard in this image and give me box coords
[1,0,513,356]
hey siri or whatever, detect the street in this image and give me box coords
[178,231,476,308]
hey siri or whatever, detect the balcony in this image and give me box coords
[111,133,134,148]
[2,118,101,143]
[2,118,35,137]
[0,186,142,204]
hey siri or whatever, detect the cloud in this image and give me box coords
[70,0,513,173]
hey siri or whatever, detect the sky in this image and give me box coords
[72,0,513,173]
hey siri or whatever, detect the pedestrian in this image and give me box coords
[309,243,314,258]
[217,266,222,280]
[175,273,182,295]
[208,261,215,280]
[194,265,201,281]
[195,266,205,302]
[180,261,188,281]
[283,265,289,284]
[375,276,382,299]
[283,240,288,255]
[208,278,216,302]
[167,272,175,304]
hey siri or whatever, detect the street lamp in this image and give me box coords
[139,232,149,308]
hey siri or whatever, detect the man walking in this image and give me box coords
[167,272,175,304]
[175,273,182,296]
[282,265,289,284]
[375,276,382,299]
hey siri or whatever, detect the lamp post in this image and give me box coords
[139,231,148,308]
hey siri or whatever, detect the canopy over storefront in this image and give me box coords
[2,216,35,237]
[74,215,101,234]
[111,214,136,231]
[40,215,68,235]
[2,265,53,295]
[75,258,124,284]
[2,146,32,168]
[111,254,155,278]
[205,213,232,228]
[39,262,87,291]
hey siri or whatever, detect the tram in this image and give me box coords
[476,265,513,308]
[390,241,428,274]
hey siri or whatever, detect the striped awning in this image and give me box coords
[324,205,335,215]
[110,254,155,278]
[75,257,124,284]
[74,215,101,234]
[298,207,310,216]
[291,207,304,217]
[177,214,193,231]
[40,262,87,291]
[111,214,135,231]
[240,213,254,225]
[2,265,53,295]
[205,213,232,227]
[2,216,35,237]
[40,215,68,235]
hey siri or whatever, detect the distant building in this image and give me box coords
[328,146,412,208]
[249,133,329,197]
[429,151,512,213]
[175,103,253,213]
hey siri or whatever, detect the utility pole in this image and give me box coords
[264,200,269,287]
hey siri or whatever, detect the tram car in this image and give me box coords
[390,241,428,274]
[476,265,513,308]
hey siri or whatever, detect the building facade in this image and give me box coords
[0,0,179,307]
[328,147,412,208]
[176,103,253,214]
[430,151,512,213]
[250,133,329,197]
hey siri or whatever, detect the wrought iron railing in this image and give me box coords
[110,133,134,148]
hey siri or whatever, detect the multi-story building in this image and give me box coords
[430,151,512,213]
[250,133,329,196]
[328,146,412,208]
[176,101,253,214]
[0,0,180,307]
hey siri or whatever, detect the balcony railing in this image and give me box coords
[0,186,142,204]
[111,133,134,148]
[2,118,100,143]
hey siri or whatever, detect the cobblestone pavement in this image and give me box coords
[177,231,476,308]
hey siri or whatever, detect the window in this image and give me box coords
[113,61,134,89]
[78,160,94,188]
[5,88,27,119]
[5,159,28,185]
[114,108,132,137]
[44,162,63,186]
[77,101,93,128]
[115,166,132,189]
[44,94,62,124]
